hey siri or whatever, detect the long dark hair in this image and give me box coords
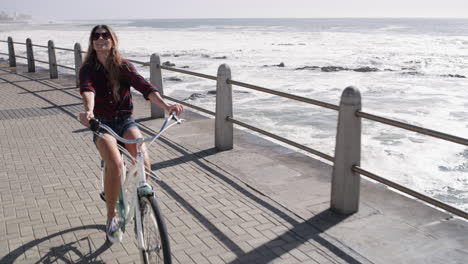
[83,25,123,100]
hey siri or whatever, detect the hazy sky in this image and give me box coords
[3,0,468,20]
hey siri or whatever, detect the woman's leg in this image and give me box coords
[123,127,151,174]
[96,134,123,221]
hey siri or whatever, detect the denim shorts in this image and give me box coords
[93,115,137,144]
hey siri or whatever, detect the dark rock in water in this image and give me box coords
[354,67,379,72]
[181,66,190,68]
[405,60,422,64]
[262,62,285,67]
[408,137,425,143]
[401,71,424,76]
[165,77,182,82]
[186,93,204,101]
[321,66,349,72]
[163,61,175,67]
[206,90,249,95]
[272,43,306,46]
[449,111,468,119]
[297,65,378,72]
[461,149,468,159]
[441,74,466,78]
[213,56,227,59]
[384,69,395,71]
[438,165,450,172]
[295,66,320,70]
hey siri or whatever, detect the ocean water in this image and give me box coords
[1,18,467,211]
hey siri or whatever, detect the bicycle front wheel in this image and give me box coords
[139,195,172,264]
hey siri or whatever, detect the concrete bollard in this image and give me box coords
[7,37,16,67]
[330,86,362,214]
[74,43,82,87]
[150,53,165,118]
[48,40,58,79]
[26,38,35,72]
[215,64,233,151]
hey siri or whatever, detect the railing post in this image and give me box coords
[26,38,35,72]
[48,40,58,79]
[7,37,16,67]
[215,64,233,151]
[150,53,165,118]
[330,86,361,214]
[74,43,82,87]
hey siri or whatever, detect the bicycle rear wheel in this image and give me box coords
[139,195,171,264]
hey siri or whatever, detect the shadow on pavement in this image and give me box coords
[229,209,363,263]
[0,225,111,264]
[140,126,365,262]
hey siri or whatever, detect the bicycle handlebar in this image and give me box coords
[89,112,181,145]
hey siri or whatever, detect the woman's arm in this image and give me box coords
[79,91,95,126]
[148,91,183,116]
[78,65,96,126]
[123,60,183,116]
[123,60,158,98]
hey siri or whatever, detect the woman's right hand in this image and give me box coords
[79,111,94,126]
[166,103,184,117]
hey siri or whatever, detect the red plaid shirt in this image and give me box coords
[79,59,158,118]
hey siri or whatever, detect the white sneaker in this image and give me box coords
[106,217,123,243]
[138,183,154,196]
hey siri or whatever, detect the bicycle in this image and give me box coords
[89,112,182,264]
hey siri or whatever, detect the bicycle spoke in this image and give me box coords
[146,246,162,253]
[140,196,167,263]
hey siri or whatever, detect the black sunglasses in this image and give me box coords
[92,32,111,40]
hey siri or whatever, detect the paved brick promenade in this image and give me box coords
[0,61,373,263]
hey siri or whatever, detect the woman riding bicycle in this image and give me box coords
[78,25,183,243]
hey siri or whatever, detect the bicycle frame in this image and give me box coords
[92,113,181,251]
[100,145,147,250]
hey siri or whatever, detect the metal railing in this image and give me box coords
[228,79,340,111]
[54,47,75,52]
[34,59,50,64]
[32,44,49,49]
[227,116,335,162]
[160,65,218,80]
[352,166,468,218]
[164,95,216,116]
[2,36,467,220]
[357,111,468,146]
[5,38,77,77]
[126,58,148,66]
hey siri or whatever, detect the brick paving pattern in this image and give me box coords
[0,61,371,263]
